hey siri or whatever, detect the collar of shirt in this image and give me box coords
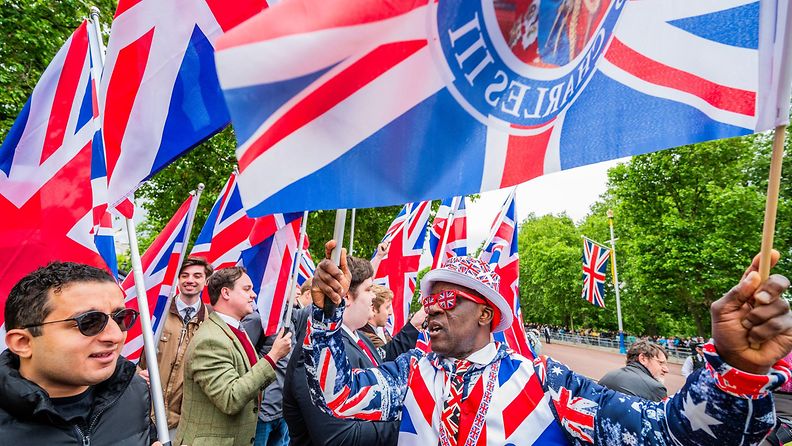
[443,342,498,368]
[341,324,360,342]
[215,311,241,329]
[175,297,201,317]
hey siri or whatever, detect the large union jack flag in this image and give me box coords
[581,238,610,308]
[480,189,532,358]
[122,193,198,361]
[0,22,117,346]
[98,0,268,215]
[428,196,468,270]
[373,202,431,335]
[215,0,792,216]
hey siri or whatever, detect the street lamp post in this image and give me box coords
[607,209,626,354]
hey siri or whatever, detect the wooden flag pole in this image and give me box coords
[758,125,787,280]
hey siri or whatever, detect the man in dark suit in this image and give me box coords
[283,256,424,446]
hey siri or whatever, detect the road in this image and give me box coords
[542,342,685,395]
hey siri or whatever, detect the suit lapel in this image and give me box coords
[208,313,252,371]
[341,328,380,367]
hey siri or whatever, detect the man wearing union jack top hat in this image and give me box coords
[305,240,792,445]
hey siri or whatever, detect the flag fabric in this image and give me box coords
[295,236,315,286]
[122,193,197,361]
[428,196,468,269]
[581,238,610,308]
[480,189,531,358]
[241,214,303,336]
[215,0,792,216]
[98,0,269,215]
[372,201,431,335]
[0,22,115,344]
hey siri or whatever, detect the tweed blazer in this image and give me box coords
[175,312,276,446]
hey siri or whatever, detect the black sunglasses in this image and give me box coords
[23,308,140,337]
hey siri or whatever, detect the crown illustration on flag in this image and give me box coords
[420,256,512,333]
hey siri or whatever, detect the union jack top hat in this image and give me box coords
[420,256,513,333]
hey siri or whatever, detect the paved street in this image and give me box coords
[543,342,685,395]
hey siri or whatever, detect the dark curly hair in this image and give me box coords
[207,266,247,305]
[5,262,115,336]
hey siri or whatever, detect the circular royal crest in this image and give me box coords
[429,0,626,133]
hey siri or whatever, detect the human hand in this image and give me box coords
[374,242,390,259]
[410,307,427,330]
[711,250,792,374]
[266,328,293,362]
[137,369,150,385]
[311,240,351,309]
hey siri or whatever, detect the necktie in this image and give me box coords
[356,339,379,366]
[183,307,195,325]
[441,359,472,446]
[229,325,258,366]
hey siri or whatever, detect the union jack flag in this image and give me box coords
[122,193,198,361]
[550,386,597,443]
[98,0,268,215]
[215,0,792,216]
[373,202,431,335]
[480,189,532,358]
[296,238,315,287]
[242,214,303,336]
[581,238,610,308]
[428,197,468,270]
[0,22,114,346]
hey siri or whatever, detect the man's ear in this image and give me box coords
[5,329,34,359]
[479,305,494,327]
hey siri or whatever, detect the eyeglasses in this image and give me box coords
[23,308,140,337]
[421,289,486,311]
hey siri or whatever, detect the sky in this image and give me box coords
[464,157,629,250]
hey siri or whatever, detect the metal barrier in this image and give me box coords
[547,333,692,361]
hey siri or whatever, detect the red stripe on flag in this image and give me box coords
[115,0,144,18]
[239,40,427,171]
[457,376,485,441]
[205,0,268,32]
[407,364,436,425]
[207,217,253,259]
[216,0,428,51]
[265,245,293,335]
[41,22,89,165]
[499,126,553,188]
[103,29,155,179]
[502,374,545,438]
[605,38,756,116]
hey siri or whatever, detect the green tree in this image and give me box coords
[0,0,116,139]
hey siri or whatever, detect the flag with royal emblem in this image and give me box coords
[428,197,468,269]
[215,0,792,216]
[373,201,431,335]
[0,22,116,346]
[98,0,269,215]
[122,193,198,361]
[581,238,610,308]
[480,189,531,358]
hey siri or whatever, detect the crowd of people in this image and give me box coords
[0,245,791,445]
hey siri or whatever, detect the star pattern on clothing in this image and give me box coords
[680,393,722,438]
[551,366,563,376]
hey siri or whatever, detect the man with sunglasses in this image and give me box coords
[0,262,156,445]
[305,242,792,445]
[138,256,213,438]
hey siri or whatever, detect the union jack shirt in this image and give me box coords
[305,303,790,445]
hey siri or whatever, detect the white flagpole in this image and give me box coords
[349,208,356,256]
[152,184,204,345]
[435,196,462,268]
[88,8,171,445]
[283,211,309,331]
[325,209,347,317]
[480,188,516,256]
[606,209,625,354]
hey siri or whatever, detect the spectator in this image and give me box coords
[296,279,313,308]
[305,249,792,445]
[283,255,421,446]
[542,325,551,344]
[137,256,213,438]
[176,266,291,446]
[0,262,155,444]
[681,343,706,378]
[359,284,393,350]
[599,340,669,402]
